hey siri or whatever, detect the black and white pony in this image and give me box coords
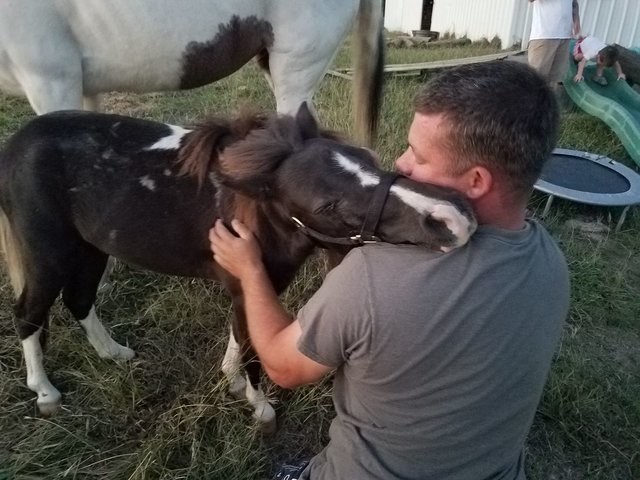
[0,0,383,143]
[0,104,476,431]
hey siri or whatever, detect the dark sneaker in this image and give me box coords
[271,461,309,480]
[592,75,608,86]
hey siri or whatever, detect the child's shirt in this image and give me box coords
[575,35,607,61]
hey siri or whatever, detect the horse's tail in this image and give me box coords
[353,0,384,146]
[0,207,26,298]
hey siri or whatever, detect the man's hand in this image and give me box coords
[573,73,584,83]
[209,219,264,281]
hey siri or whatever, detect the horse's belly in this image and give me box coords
[62,0,271,92]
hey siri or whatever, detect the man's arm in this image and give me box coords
[209,219,331,389]
[572,0,581,37]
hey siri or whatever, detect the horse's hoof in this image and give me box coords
[37,392,62,416]
[253,404,277,435]
[256,415,277,435]
[99,345,136,361]
[227,377,247,400]
[114,346,136,361]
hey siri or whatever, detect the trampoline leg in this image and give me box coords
[615,205,631,233]
[541,195,555,218]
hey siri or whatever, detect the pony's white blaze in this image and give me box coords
[22,328,62,414]
[79,307,135,360]
[144,125,191,151]
[139,175,156,191]
[390,185,475,248]
[333,152,380,187]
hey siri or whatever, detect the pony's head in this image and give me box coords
[189,103,477,251]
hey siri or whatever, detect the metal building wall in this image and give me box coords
[578,0,640,46]
[424,0,640,50]
[383,0,424,33]
[429,0,524,48]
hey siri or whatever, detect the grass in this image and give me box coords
[0,39,639,479]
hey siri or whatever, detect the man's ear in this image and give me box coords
[463,166,493,200]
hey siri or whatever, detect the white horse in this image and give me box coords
[0,0,383,143]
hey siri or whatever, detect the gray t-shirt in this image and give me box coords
[297,220,569,480]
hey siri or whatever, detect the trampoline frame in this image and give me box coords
[534,148,640,231]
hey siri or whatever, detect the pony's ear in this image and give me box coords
[215,127,292,198]
[295,102,319,140]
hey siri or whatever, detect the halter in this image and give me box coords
[291,172,400,246]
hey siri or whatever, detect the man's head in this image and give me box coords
[597,45,619,67]
[395,61,558,214]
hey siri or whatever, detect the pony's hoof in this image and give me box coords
[114,346,136,361]
[99,345,136,361]
[228,378,247,400]
[253,404,277,435]
[256,415,277,435]
[37,392,62,416]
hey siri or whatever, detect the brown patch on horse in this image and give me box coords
[180,15,274,89]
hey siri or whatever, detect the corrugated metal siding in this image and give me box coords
[384,0,423,33]
[429,0,522,48]
[579,0,640,46]
[520,0,640,49]
[378,0,640,50]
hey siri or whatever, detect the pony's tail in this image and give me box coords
[0,208,26,298]
[353,0,384,146]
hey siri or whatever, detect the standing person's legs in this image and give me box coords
[547,39,571,85]
[528,39,556,81]
[546,39,572,108]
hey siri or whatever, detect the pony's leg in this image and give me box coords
[230,296,276,434]
[221,327,247,398]
[15,279,64,415]
[62,247,134,360]
[97,256,116,294]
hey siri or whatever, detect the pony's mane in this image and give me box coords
[178,109,345,187]
[177,109,270,186]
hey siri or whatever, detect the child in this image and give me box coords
[573,35,626,85]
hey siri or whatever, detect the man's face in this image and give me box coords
[394,112,470,194]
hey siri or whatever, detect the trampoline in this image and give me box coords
[534,148,640,231]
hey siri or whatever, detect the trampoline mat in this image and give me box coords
[540,153,631,194]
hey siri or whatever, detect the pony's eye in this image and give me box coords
[313,201,337,215]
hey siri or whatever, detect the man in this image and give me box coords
[209,61,570,479]
[528,0,581,88]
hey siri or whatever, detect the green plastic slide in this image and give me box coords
[564,52,640,167]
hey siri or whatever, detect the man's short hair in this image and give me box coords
[599,45,619,67]
[413,61,558,199]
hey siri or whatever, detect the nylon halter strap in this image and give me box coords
[291,172,400,246]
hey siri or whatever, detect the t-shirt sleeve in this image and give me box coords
[296,248,372,369]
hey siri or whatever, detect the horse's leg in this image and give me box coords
[97,256,116,294]
[19,71,83,114]
[221,327,247,398]
[230,294,276,434]
[83,94,102,112]
[255,50,275,93]
[268,14,353,117]
[15,277,65,415]
[62,246,134,360]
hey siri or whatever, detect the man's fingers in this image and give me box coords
[231,219,254,240]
